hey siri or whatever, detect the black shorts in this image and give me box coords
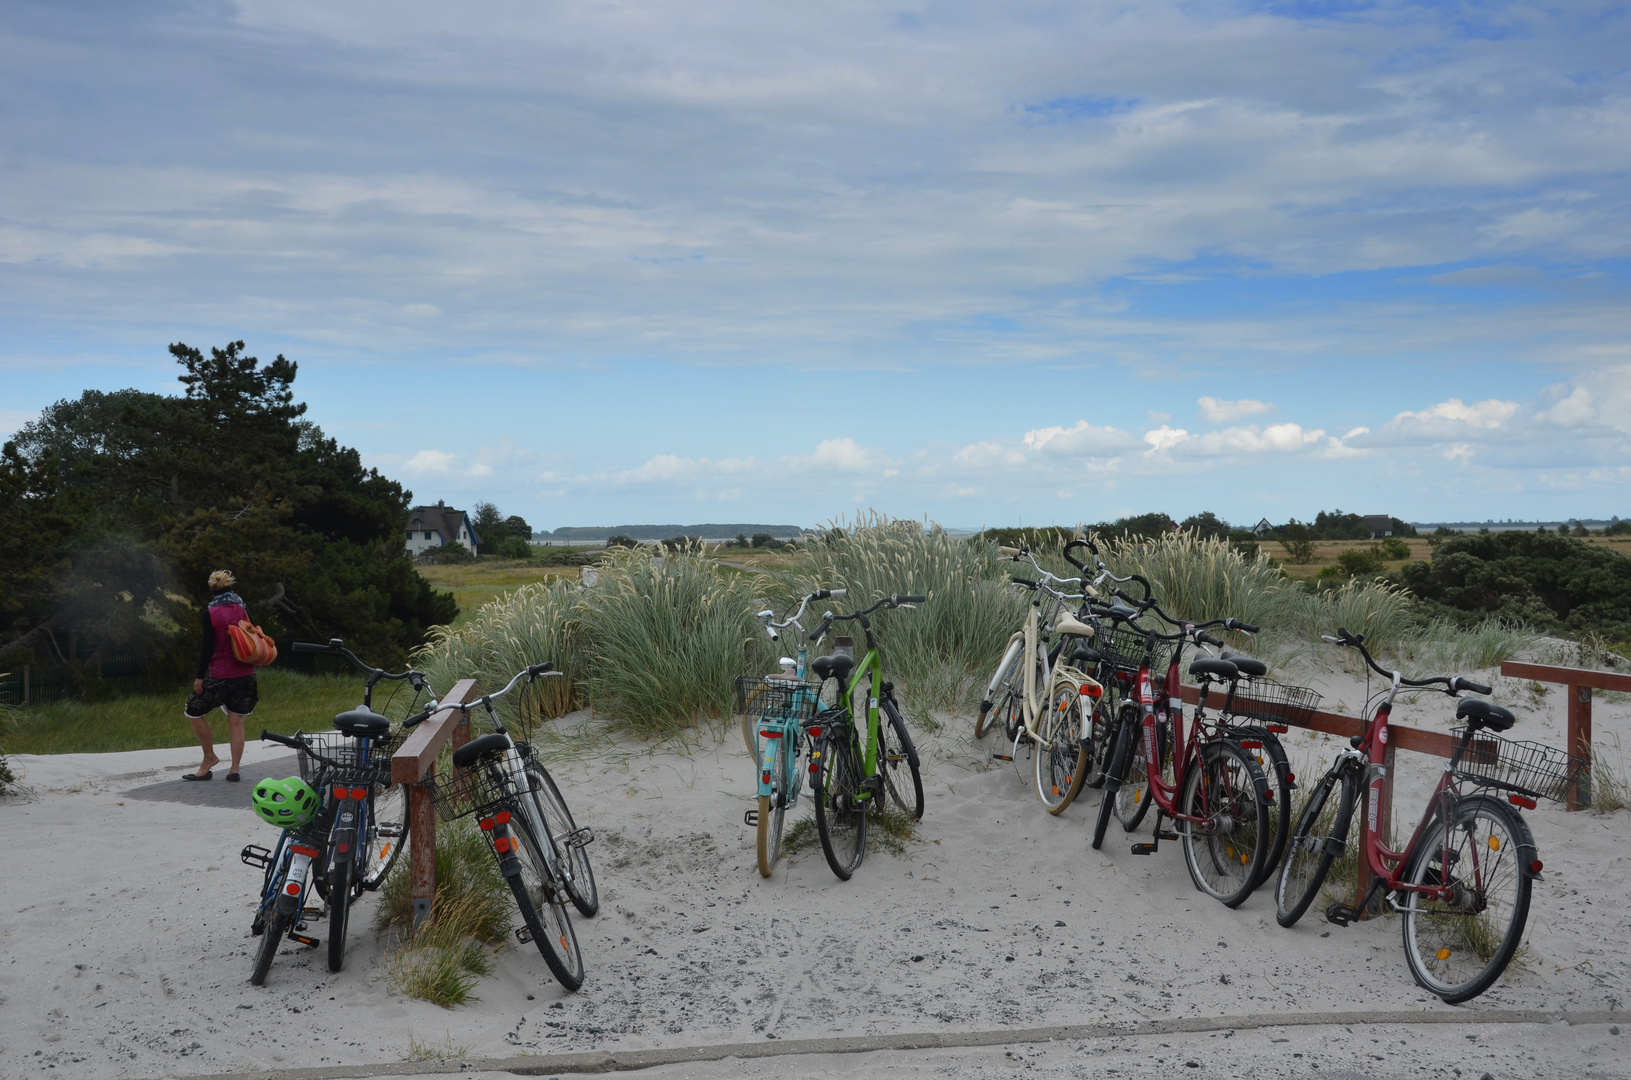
[185,675,258,719]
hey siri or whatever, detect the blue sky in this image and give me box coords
[2,0,1629,529]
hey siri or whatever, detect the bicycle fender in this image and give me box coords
[498,852,523,878]
[759,739,779,797]
[275,849,315,915]
[331,809,359,865]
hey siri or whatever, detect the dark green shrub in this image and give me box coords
[1379,537,1410,560]
[495,536,533,560]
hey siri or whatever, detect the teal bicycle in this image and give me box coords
[806,593,926,880]
[738,589,844,876]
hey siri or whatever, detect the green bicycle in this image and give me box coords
[805,593,927,880]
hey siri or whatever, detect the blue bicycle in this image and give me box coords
[738,589,842,876]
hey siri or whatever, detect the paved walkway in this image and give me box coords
[122,753,300,810]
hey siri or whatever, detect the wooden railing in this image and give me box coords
[390,678,478,930]
[1499,659,1629,810]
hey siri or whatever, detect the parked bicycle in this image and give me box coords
[806,593,927,880]
[433,662,598,991]
[1090,591,1273,908]
[244,640,435,983]
[737,589,844,876]
[1276,628,1563,1003]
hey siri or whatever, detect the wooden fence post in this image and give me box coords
[1569,682,1592,811]
[391,678,480,933]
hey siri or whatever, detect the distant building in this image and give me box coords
[1251,518,1274,538]
[1362,515,1393,538]
[406,502,481,557]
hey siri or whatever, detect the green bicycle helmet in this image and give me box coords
[252,776,320,828]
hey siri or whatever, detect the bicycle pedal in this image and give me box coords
[301,906,324,919]
[1155,830,1179,842]
[743,809,759,827]
[991,754,1014,762]
[566,826,594,848]
[515,925,534,944]
[1324,903,1358,927]
[239,844,273,871]
[288,932,320,948]
[1130,843,1159,856]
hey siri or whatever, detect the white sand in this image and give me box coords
[1,657,1627,1079]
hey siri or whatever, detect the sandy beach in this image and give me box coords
[2,653,1628,1079]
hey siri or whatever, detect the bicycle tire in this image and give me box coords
[1275,765,1358,928]
[1230,725,1293,889]
[1092,711,1136,850]
[756,793,784,877]
[507,808,586,991]
[327,859,353,972]
[1035,685,1088,814]
[1400,794,1534,1004]
[251,907,289,986]
[525,761,598,917]
[813,729,867,880]
[976,645,1023,740]
[1114,709,1156,832]
[880,698,925,822]
[1179,740,1271,908]
[361,782,409,891]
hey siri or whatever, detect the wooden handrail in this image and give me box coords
[391,677,480,929]
[1501,659,1631,694]
[1500,659,1608,811]
[392,678,479,784]
[1180,684,1460,757]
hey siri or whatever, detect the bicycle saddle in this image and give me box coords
[452,732,510,769]
[1456,697,1515,732]
[1072,645,1103,666]
[1221,651,1268,678]
[1107,603,1140,621]
[811,653,855,683]
[1188,657,1239,680]
[1053,614,1095,638]
[333,707,391,738]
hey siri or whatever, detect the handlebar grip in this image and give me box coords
[291,641,329,654]
[829,588,847,598]
[1228,619,1260,634]
[1011,576,1039,589]
[401,708,433,729]
[1062,539,1089,571]
[1197,632,1223,647]
[898,594,927,604]
[526,662,555,677]
[1336,626,1362,644]
[261,730,303,749]
[998,546,1022,556]
[1129,574,1154,599]
[1455,678,1493,696]
[812,615,834,643]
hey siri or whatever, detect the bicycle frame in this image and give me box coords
[1132,631,1212,825]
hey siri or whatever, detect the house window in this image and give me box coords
[424,531,433,539]
[406,532,413,539]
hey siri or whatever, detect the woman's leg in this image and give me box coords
[187,713,219,776]
[226,713,246,775]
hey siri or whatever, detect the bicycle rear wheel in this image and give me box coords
[525,761,598,917]
[1114,710,1156,832]
[360,782,408,891]
[251,906,289,986]
[508,809,585,991]
[327,859,355,972]
[1092,711,1136,850]
[1275,764,1358,927]
[1035,686,1088,814]
[1179,741,1270,908]
[813,727,867,880]
[879,698,924,822]
[1231,726,1292,888]
[1400,795,1533,1004]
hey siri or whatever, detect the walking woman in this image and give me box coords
[183,570,259,781]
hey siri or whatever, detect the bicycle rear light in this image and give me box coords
[479,817,495,831]
[807,726,822,737]
[350,787,367,801]
[333,786,349,800]
[291,844,319,858]
[495,811,511,825]
[493,836,511,853]
[1509,794,1537,810]
[284,882,301,895]
[1081,684,1102,698]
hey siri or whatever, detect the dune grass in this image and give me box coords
[0,668,386,755]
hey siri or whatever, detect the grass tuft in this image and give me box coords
[403,1030,474,1061]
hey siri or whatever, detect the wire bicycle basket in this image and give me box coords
[1452,728,1582,803]
[430,755,520,821]
[1092,621,1169,675]
[734,675,819,726]
[1227,679,1323,727]
[295,731,397,786]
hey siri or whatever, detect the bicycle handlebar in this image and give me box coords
[810,594,926,643]
[758,589,849,637]
[292,638,433,693]
[1325,627,1485,695]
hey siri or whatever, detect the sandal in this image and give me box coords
[183,770,213,781]
[226,772,241,782]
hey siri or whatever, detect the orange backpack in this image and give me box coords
[227,619,278,666]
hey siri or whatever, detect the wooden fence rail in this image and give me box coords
[390,678,478,931]
[1499,659,1630,810]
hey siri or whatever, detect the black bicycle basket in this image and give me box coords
[1227,679,1322,727]
[734,674,819,725]
[1452,729,1581,803]
[1092,621,1169,675]
[295,730,396,786]
[431,753,520,821]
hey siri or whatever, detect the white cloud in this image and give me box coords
[1393,398,1519,430]
[1023,421,1141,457]
[1143,426,1191,453]
[403,449,456,475]
[1534,387,1597,429]
[1197,396,1274,424]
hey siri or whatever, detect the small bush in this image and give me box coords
[495,536,534,560]
[424,542,475,565]
[1320,546,1386,579]
[1379,537,1411,560]
[1279,522,1316,564]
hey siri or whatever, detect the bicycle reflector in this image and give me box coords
[480,817,495,831]
[1081,684,1102,698]
[494,836,511,853]
[350,787,367,801]
[333,786,349,800]
[495,811,511,825]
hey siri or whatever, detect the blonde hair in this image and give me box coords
[208,570,236,590]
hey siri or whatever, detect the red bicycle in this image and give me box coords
[1276,628,1566,1003]
[1089,591,1272,909]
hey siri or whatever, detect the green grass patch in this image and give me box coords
[3,668,396,755]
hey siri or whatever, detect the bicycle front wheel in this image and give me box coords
[1179,741,1270,908]
[1400,795,1534,1004]
[327,859,355,973]
[360,782,408,891]
[1035,686,1088,814]
[508,810,586,991]
[880,698,925,822]
[251,906,289,986]
[1275,765,1358,928]
[813,729,868,880]
[526,761,598,917]
[1092,712,1136,850]
[1114,710,1155,832]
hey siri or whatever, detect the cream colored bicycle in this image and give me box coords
[975,545,1103,814]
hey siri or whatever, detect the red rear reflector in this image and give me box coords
[1083,685,1102,698]
[336,842,349,854]
[762,771,771,784]
[351,787,367,801]
[1509,795,1537,810]
[291,844,319,857]
[1267,725,1288,733]
[495,811,511,825]
[333,786,348,800]
[1239,740,1262,749]
[285,882,301,895]
[479,817,496,832]
[761,730,783,739]
[1529,859,1543,873]
[810,763,820,775]
[493,837,511,853]
[1285,773,1296,784]
[807,727,822,737]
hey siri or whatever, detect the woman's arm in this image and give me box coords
[197,607,215,680]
